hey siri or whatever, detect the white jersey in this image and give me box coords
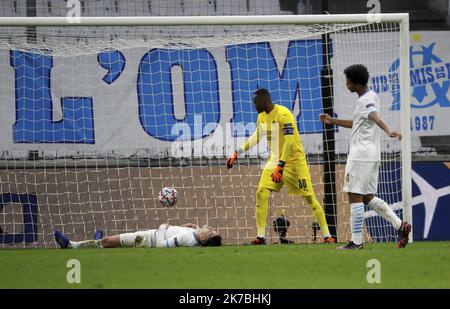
[348,90,381,162]
[155,224,200,248]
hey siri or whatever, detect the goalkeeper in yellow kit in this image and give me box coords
[227,89,336,244]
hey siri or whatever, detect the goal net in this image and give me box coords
[0,15,411,247]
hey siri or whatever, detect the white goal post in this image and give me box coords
[0,14,411,247]
[0,13,408,26]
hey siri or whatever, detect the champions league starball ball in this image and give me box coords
[158,187,179,207]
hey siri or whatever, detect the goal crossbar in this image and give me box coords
[0,13,409,27]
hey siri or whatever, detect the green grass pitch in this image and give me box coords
[1,241,449,288]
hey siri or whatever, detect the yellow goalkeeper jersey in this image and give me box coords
[242,104,306,167]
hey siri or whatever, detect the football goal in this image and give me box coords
[0,14,411,247]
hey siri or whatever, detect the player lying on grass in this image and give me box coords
[320,64,411,250]
[227,88,336,245]
[54,223,222,249]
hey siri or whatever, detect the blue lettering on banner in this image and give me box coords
[10,50,95,143]
[97,50,126,84]
[411,115,435,131]
[10,40,328,143]
[372,43,450,110]
[226,40,326,136]
[137,48,220,141]
[0,193,39,244]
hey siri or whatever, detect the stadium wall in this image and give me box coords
[0,164,349,247]
[1,161,449,247]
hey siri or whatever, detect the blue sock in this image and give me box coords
[351,203,365,245]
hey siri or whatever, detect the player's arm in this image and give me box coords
[239,124,261,154]
[227,116,264,169]
[239,115,265,154]
[319,113,353,128]
[279,113,296,164]
[369,111,402,140]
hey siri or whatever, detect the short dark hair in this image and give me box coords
[201,234,222,247]
[254,88,271,100]
[344,64,369,85]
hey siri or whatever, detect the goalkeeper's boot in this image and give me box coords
[324,236,337,244]
[336,241,363,250]
[250,237,266,245]
[397,221,412,248]
[54,230,70,249]
[279,237,294,244]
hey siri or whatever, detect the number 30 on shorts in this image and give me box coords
[298,179,308,189]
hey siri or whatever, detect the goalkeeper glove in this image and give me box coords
[271,161,285,183]
[226,151,238,169]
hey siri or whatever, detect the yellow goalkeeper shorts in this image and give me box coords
[258,160,314,196]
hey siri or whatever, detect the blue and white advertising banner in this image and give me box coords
[371,32,450,152]
[366,162,450,241]
[0,31,449,157]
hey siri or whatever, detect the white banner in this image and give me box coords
[0,31,448,158]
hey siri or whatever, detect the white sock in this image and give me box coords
[70,240,102,249]
[367,197,402,230]
[350,203,365,245]
[257,227,266,239]
[323,233,331,239]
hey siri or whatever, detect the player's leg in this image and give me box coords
[69,235,121,248]
[253,167,282,244]
[70,238,105,249]
[119,230,155,247]
[363,162,402,230]
[363,161,411,248]
[364,194,402,230]
[56,230,155,249]
[255,187,271,243]
[100,236,121,248]
[54,230,106,249]
[364,194,411,248]
[283,163,335,243]
[303,195,334,242]
[337,160,366,250]
[341,192,365,249]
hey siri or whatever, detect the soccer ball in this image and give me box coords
[158,187,179,207]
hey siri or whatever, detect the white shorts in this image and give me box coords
[119,229,157,248]
[343,160,380,195]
